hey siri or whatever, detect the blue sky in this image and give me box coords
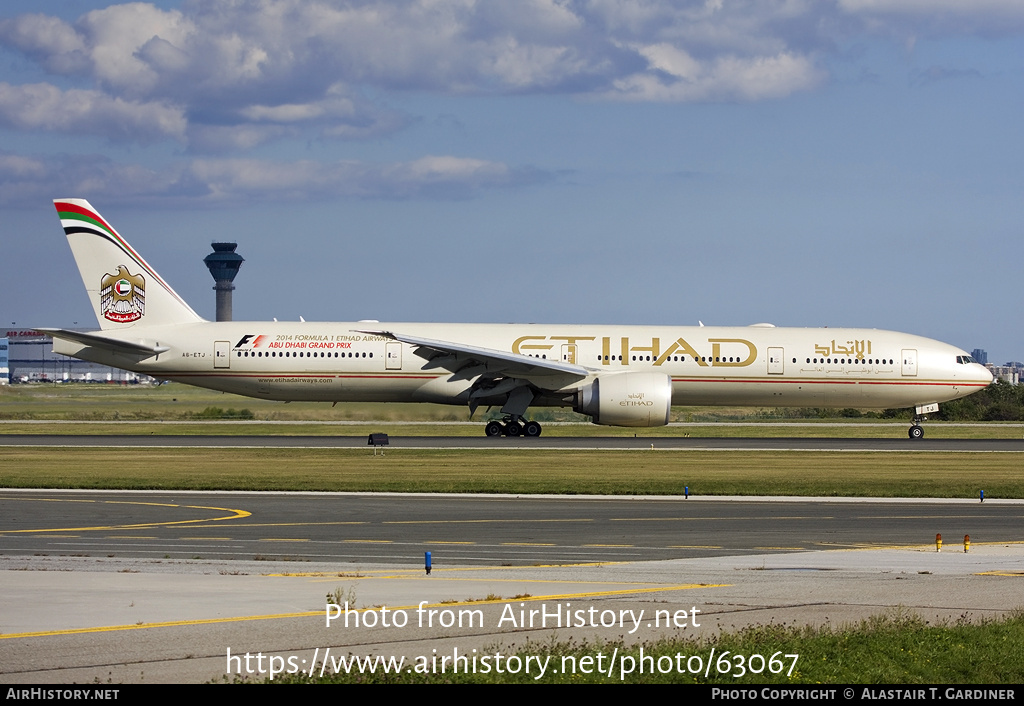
[1,1,1021,362]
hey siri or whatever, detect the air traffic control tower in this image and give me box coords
[203,242,244,322]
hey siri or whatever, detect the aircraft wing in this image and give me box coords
[354,329,591,383]
[35,328,170,357]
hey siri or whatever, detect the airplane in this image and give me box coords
[39,199,993,440]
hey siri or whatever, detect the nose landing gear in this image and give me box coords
[908,403,938,440]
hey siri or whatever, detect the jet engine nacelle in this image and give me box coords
[574,372,673,427]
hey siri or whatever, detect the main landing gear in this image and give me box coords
[484,416,543,438]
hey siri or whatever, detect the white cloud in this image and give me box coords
[187,155,546,200]
[77,2,195,94]
[0,153,47,180]
[0,152,176,204]
[0,0,1018,151]
[0,2,834,108]
[0,152,551,205]
[0,82,187,142]
[608,48,823,101]
[185,124,297,153]
[838,0,1024,33]
[136,35,192,73]
[233,84,415,143]
[839,0,1023,13]
[240,102,329,123]
[484,37,589,89]
[0,13,89,74]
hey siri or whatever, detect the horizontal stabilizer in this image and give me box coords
[35,328,170,356]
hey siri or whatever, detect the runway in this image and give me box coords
[2,489,1022,565]
[2,433,1023,451]
[2,489,1023,684]
[3,434,1024,683]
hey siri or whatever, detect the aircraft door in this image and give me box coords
[901,349,918,377]
[385,341,402,370]
[214,340,230,369]
[767,347,785,375]
[561,344,577,365]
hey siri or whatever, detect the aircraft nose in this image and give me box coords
[978,364,994,385]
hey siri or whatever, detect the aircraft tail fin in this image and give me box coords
[54,199,204,330]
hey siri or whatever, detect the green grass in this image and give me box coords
[265,609,1024,683]
[1,447,1020,496]
[5,420,1024,438]
[6,384,1021,685]
[2,383,1021,496]
[0,382,475,422]
[3,382,1024,437]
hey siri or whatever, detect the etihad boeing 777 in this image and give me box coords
[39,199,993,439]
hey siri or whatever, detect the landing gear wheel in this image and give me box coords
[485,421,504,437]
[524,421,543,437]
[908,425,924,440]
[504,421,523,437]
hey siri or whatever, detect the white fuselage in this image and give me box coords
[52,321,992,411]
[46,198,993,434]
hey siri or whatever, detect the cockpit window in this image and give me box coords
[956,355,979,364]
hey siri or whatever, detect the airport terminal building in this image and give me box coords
[1,328,149,384]
[0,337,8,385]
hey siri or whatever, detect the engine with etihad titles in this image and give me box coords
[573,372,673,427]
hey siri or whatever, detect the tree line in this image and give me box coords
[930,378,1024,421]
